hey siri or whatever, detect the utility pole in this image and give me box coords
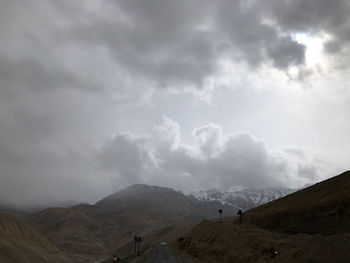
[137,236,142,255]
[134,236,138,255]
[133,235,143,255]
[237,209,243,225]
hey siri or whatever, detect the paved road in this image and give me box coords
[152,246,182,263]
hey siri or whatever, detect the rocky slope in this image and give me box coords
[244,170,350,235]
[95,184,202,221]
[26,207,108,259]
[22,183,300,261]
[0,212,70,263]
[177,171,350,263]
[26,185,199,261]
[178,219,350,263]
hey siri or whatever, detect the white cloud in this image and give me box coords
[192,123,223,158]
[96,118,331,192]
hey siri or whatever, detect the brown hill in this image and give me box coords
[244,170,350,235]
[95,184,202,221]
[177,171,350,263]
[26,208,108,256]
[0,212,70,263]
[177,220,350,263]
[26,185,198,261]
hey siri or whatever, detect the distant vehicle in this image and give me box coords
[160,242,167,246]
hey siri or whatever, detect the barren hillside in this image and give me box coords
[177,171,350,263]
[244,170,350,235]
[0,212,70,263]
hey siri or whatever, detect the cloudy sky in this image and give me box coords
[1,0,350,207]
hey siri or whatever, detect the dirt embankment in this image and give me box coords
[177,171,350,263]
[0,212,70,263]
[243,171,350,235]
[177,220,350,263]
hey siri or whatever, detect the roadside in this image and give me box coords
[169,246,200,263]
[129,245,194,263]
[129,246,156,263]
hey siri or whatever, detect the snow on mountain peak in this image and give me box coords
[184,187,295,211]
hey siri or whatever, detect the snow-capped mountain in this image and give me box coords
[185,187,295,212]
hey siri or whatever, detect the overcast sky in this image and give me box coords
[1,0,350,207]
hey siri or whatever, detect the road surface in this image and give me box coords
[152,246,182,263]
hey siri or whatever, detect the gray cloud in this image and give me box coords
[96,119,328,192]
[97,134,154,185]
[264,0,350,34]
[263,0,350,66]
[0,0,348,208]
[216,0,306,68]
[0,56,82,96]
[1,0,349,101]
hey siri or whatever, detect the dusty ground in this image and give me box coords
[177,220,350,263]
[0,213,70,263]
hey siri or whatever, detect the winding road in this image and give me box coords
[152,246,183,263]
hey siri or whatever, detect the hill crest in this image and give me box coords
[244,170,350,235]
[177,171,350,263]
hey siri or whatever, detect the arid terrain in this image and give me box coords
[0,212,70,263]
[1,172,350,262]
[0,183,289,262]
[177,171,350,263]
[24,185,200,262]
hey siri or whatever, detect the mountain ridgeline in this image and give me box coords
[0,184,300,262]
[185,187,294,216]
[177,171,350,263]
[95,184,294,219]
[244,170,350,235]
[0,184,293,262]
[94,184,201,221]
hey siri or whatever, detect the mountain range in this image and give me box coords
[0,184,294,262]
[184,187,294,215]
[0,183,317,263]
[177,171,350,263]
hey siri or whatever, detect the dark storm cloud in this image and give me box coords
[216,0,305,68]
[68,0,217,89]
[0,56,82,96]
[0,0,348,207]
[66,0,308,89]
[262,0,350,65]
[1,0,349,99]
[264,0,350,33]
[1,0,349,97]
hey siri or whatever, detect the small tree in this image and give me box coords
[219,209,223,221]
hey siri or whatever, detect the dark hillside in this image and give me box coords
[95,184,202,221]
[26,207,107,255]
[26,185,198,261]
[177,220,350,263]
[177,171,350,263]
[0,212,70,263]
[244,171,350,235]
